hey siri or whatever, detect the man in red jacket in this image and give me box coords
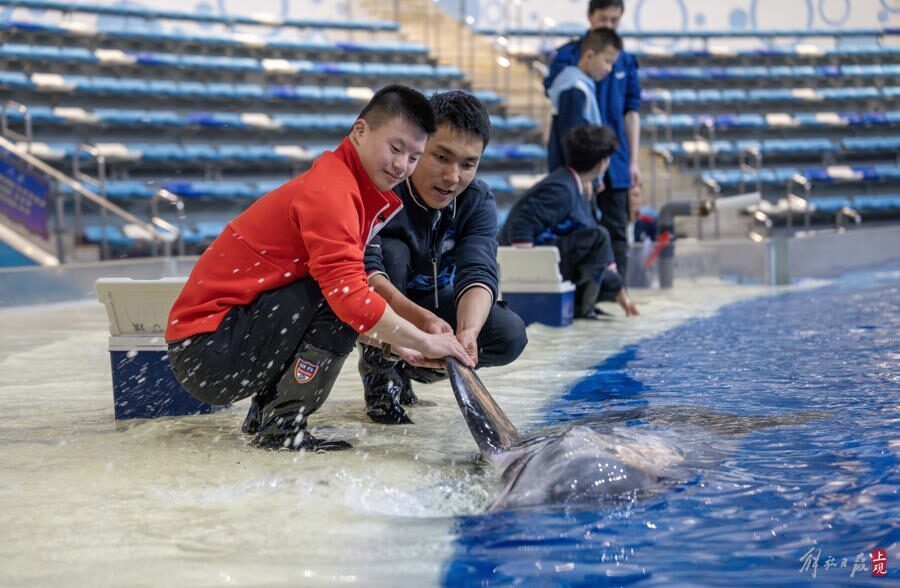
[165,85,473,452]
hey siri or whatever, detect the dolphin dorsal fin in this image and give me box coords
[446,358,519,455]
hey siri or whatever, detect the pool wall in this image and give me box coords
[1,225,898,308]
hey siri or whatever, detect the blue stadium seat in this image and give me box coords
[808,197,852,213]
[0,70,35,89]
[854,195,900,212]
[104,181,156,199]
[843,137,900,152]
[83,224,133,246]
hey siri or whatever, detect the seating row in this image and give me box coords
[24,141,547,165]
[631,44,900,60]
[0,43,464,79]
[0,71,500,104]
[641,64,900,81]
[66,173,547,200]
[645,110,900,131]
[0,0,398,31]
[654,136,900,158]
[702,164,900,188]
[4,106,537,133]
[0,20,427,57]
[643,86,899,105]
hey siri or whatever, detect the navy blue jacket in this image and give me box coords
[499,167,597,246]
[544,36,642,190]
[365,177,500,304]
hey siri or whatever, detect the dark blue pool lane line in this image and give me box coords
[441,266,900,586]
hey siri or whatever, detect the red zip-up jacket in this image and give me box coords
[165,138,403,343]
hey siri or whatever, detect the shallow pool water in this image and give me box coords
[447,265,899,586]
[0,270,895,586]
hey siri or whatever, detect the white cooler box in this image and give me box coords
[497,246,575,327]
[95,277,223,420]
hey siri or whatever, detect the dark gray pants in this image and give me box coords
[168,278,357,406]
[556,226,623,307]
[595,183,630,279]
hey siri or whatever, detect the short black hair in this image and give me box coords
[581,27,623,54]
[589,0,624,13]
[429,91,492,149]
[357,84,436,135]
[563,124,619,172]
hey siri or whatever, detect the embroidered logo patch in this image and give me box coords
[293,357,319,384]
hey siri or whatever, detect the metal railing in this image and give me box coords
[697,176,721,240]
[692,118,716,174]
[738,146,763,195]
[1,101,32,150]
[784,174,812,231]
[72,143,109,257]
[836,206,861,232]
[150,189,186,257]
[0,129,179,264]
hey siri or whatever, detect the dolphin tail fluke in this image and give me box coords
[445,358,519,455]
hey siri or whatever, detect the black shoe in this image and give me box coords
[359,343,414,424]
[575,309,607,321]
[241,394,262,435]
[254,427,353,452]
[365,399,414,424]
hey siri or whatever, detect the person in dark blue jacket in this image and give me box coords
[359,91,528,424]
[500,124,639,319]
[544,0,641,281]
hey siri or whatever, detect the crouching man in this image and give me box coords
[500,124,638,318]
[360,91,528,424]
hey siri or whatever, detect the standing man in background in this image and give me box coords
[544,0,641,280]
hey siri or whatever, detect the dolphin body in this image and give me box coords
[446,359,680,510]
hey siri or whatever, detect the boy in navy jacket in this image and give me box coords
[546,27,622,172]
[544,0,641,280]
[360,91,528,424]
[500,124,639,319]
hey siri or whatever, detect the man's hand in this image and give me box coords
[617,289,640,317]
[420,332,475,367]
[511,241,533,249]
[455,327,479,366]
[420,311,453,335]
[630,163,641,189]
[392,344,444,369]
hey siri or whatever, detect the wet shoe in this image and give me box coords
[254,427,353,452]
[365,399,414,425]
[359,343,416,424]
[576,309,609,321]
[241,394,262,435]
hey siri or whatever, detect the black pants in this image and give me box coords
[380,237,527,371]
[168,278,358,406]
[556,227,623,309]
[595,182,630,279]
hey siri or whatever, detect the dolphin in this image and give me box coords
[446,359,680,510]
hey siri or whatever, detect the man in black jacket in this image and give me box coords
[359,91,528,424]
[500,124,639,319]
